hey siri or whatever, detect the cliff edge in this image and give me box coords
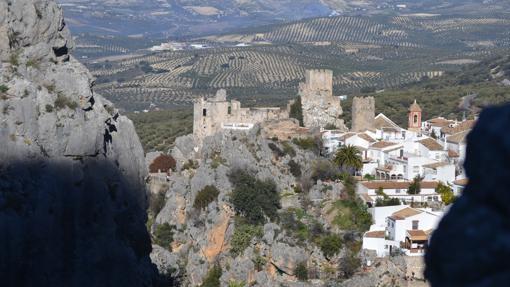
[0,1,158,286]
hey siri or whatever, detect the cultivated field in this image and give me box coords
[81,14,510,112]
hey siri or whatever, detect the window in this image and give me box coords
[414,114,418,124]
[412,220,419,230]
[413,166,419,173]
[202,108,207,116]
[396,189,401,194]
[228,106,231,115]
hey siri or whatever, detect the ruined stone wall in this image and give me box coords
[299,69,347,130]
[352,96,375,132]
[193,90,289,142]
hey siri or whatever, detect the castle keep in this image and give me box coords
[299,69,347,130]
[351,96,375,132]
[193,89,289,141]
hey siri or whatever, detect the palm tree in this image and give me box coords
[334,145,363,175]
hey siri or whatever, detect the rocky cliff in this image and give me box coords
[150,125,413,286]
[0,1,158,286]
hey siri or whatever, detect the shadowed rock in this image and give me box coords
[425,104,510,286]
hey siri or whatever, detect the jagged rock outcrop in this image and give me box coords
[0,1,158,286]
[425,104,510,286]
[151,126,363,286]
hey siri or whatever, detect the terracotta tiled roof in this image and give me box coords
[407,230,428,241]
[358,133,376,143]
[339,133,356,141]
[448,149,459,158]
[441,120,475,135]
[390,207,422,220]
[446,130,469,144]
[365,231,385,238]
[423,162,450,169]
[409,100,422,112]
[374,113,401,130]
[454,178,468,186]
[361,181,439,190]
[427,117,453,127]
[418,138,443,151]
[371,141,399,149]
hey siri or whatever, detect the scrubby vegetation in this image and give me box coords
[289,96,304,127]
[229,169,281,225]
[288,160,302,178]
[436,182,455,205]
[230,219,263,256]
[54,93,78,110]
[294,262,309,281]
[0,84,9,94]
[154,223,174,250]
[193,185,220,210]
[292,137,318,152]
[311,159,341,183]
[201,265,222,287]
[319,234,343,259]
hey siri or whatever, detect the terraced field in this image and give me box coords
[84,14,510,112]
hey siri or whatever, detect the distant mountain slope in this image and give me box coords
[342,54,510,126]
[57,0,510,36]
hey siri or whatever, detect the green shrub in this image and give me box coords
[201,265,222,287]
[54,93,78,110]
[436,182,455,205]
[229,169,280,224]
[0,85,9,93]
[26,59,40,69]
[319,234,343,259]
[9,52,19,66]
[193,185,220,210]
[408,176,422,195]
[294,262,308,281]
[182,159,199,170]
[375,197,401,207]
[311,160,340,183]
[338,252,361,279]
[228,281,245,287]
[281,141,296,157]
[288,160,302,178]
[289,96,304,127]
[292,137,317,151]
[154,223,174,250]
[230,221,263,256]
[252,255,266,272]
[268,142,285,158]
[330,199,372,232]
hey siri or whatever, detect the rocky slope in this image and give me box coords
[150,125,414,286]
[0,0,159,286]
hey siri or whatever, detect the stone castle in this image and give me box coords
[193,89,289,141]
[299,69,347,130]
[193,69,354,143]
[351,96,375,132]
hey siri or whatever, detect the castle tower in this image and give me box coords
[351,96,375,132]
[408,100,422,132]
[298,69,347,130]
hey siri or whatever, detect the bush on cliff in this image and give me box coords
[193,185,220,210]
[229,169,281,224]
[154,223,174,250]
[201,265,222,287]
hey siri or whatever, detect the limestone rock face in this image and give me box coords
[0,0,157,285]
[425,104,510,286]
